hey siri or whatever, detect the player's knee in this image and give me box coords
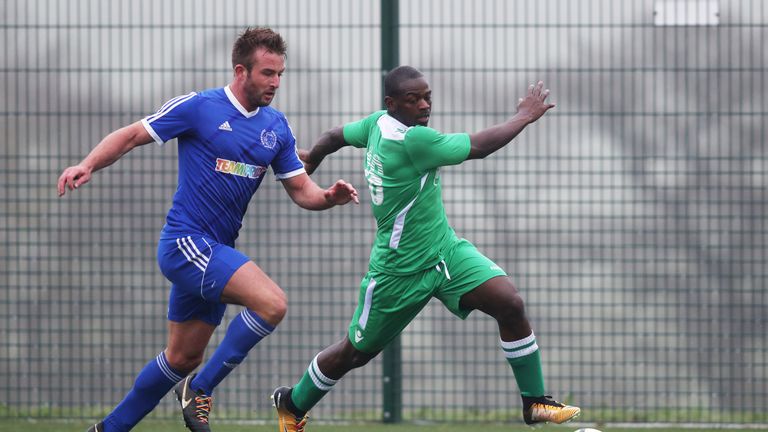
[348,348,378,369]
[165,350,204,374]
[507,291,526,314]
[349,353,374,369]
[261,294,287,325]
[485,280,526,319]
[497,278,525,309]
[492,293,527,327]
[242,284,287,325]
[332,339,378,372]
[251,297,288,326]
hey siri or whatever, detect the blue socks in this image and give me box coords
[191,309,274,395]
[103,352,183,432]
[100,310,272,431]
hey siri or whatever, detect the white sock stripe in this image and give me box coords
[185,236,210,264]
[155,354,178,382]
[176,238,206,272]
[311,355,337,386]
[240,311,271,337]
[503,343,539,359]
[500,333,536,350]
[181,237,209,269]
[308,369,334,391]
[155,353,183,382]
[307,356,336,391]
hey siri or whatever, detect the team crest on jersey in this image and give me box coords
[260,129,277,149]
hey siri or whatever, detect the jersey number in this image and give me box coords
[365,151,384,205]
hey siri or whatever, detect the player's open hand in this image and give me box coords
[516,81,555,124]
[324,179,359,206]
[57,165,92,197]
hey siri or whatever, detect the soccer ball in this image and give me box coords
[574,429,602,432]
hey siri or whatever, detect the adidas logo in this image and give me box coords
[219,121,232,131]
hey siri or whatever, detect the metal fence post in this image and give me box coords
[380,0,402,424]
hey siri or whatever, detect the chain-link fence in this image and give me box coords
[1,0,766,426]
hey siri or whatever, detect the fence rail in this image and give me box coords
[1,0,766,425]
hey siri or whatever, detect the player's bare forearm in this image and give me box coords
[84,123,150,171]
[467,114,530,160]
[282,173,359,210]
[467,81,554,160]
[301,126,348,175]
[57,121,153,196]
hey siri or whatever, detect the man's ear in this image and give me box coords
[384,95,394,110]
[233,64,248,81]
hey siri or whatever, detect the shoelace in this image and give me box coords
[194,395,213,423]
[295,414,308,432]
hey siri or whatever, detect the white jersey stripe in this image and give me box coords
[158,92,195,113]
[141,118,165,145]
[389,173,429,249]
[145,92,196,124]
[146,92,196,123]
[274,166,306,180]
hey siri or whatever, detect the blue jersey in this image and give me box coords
[141,86,305,245]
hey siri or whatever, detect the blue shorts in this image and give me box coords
[157,233,250,326]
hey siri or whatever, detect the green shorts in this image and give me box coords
[348,238,507,353]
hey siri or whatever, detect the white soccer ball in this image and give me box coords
[574,429,602,432]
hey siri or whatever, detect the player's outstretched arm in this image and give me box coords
[467,81,555,160]
[57,121,154,196]
[298,126,349,175]
[281,173,359,210]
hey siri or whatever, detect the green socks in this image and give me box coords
[501,333,546,397]
[290,354,339,413]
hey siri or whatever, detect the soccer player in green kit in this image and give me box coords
[271,66,580,430]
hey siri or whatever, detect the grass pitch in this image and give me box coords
[1,419,767,432]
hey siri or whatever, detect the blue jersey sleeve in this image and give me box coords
[141,92,199,145]
[272,114,306,180]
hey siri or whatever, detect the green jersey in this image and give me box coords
[343,110,471,275]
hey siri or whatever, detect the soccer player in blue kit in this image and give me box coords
[57,28,359,432]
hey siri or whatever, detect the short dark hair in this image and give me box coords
[384,66,424,97]
[231,27,287,71]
